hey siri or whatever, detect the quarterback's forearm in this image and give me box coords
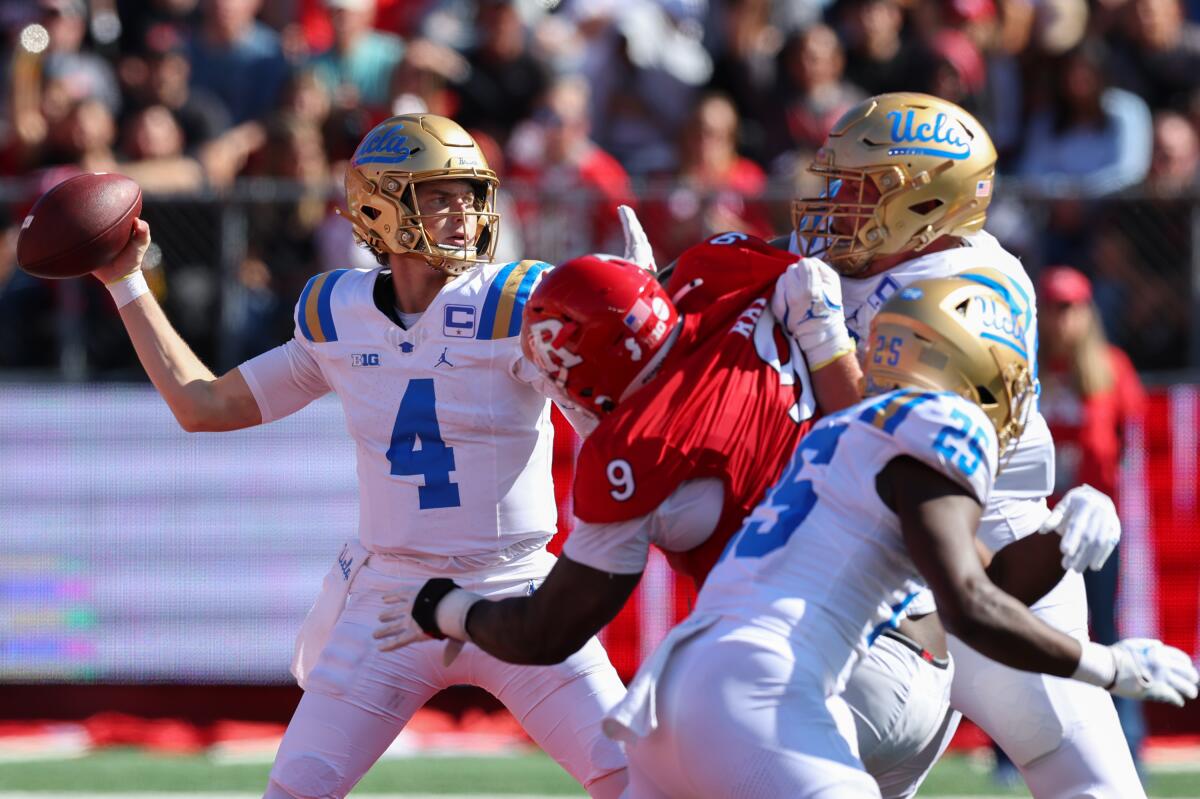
[117,294,261,432]
[810,352,863,412]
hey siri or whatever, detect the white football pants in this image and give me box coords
[622,625,880,799]
[265,549,628,798]
[925,570,1146,799]
[841,630,957,799]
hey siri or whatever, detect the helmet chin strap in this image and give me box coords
[619,320,683,403]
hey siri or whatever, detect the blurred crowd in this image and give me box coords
[0,0,1199,373]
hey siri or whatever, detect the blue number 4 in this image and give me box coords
[387,378,460,509]
[732,423,847,558]
[932,408,987,477]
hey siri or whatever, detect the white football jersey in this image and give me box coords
[694,389,997,695]
[790,231,1053,550]
[241,260,557,558]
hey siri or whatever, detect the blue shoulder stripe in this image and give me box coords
[296,275,318,342]
[315,269,348,342]
[476,261,520,340]
[506,261,552,337]
[858,389,945,434]
[881,391,941,434]
[297,269,349,342]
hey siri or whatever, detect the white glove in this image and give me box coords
[618,205,657,274]
[1074,639,1200,707]
[1111,639,1200,706]
[374,578,479,666]
[1038,484,1121,572]
[771,257,854,370]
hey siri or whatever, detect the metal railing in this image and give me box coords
[2,179,1197,379]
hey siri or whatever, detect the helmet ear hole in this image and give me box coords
[908,199,943,216]
[360,205,382,221]
[976,386,997,405]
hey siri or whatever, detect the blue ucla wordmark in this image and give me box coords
[354,126,413,165]
[885,110,971,160]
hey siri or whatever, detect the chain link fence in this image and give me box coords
[1,178,1197,380]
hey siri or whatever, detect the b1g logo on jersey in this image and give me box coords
[351,353,381,367]
[444,305,476,338]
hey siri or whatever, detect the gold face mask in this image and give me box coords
[793,93,997,276]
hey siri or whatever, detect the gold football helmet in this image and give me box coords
[793,93,997,276]
[865,270,1034,453]
[343,114,499,275]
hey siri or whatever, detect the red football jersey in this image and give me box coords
[573,233,818,587]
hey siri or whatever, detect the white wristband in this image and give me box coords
[105,270,150,309]
[803,327,856,371]
[435,588,482,642]
[1071,641,1117,689]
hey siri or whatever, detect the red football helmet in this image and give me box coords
[522,255,679,415]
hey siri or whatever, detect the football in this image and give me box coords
[16,172,143,279]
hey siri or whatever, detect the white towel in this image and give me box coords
[602,612,720,744]
[291,540,368,689]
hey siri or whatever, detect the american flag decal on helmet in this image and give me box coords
[624,299,653,333]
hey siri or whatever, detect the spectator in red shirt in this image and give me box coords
[1040,265,1147,503]
[1037,264,1148,767]
[641,93,774,264]
[506,75,635,262]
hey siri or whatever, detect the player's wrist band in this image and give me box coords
[1072,641,1118,689]
[809,343,857,372]
[412,578,480,642]
[796,320,855,372]
[435,587,482,642]
[105,270,149,309]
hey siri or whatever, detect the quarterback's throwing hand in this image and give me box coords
[1038,484,1121,572]
[771,257,855,370]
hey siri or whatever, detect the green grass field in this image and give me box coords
[0,751,1196,797]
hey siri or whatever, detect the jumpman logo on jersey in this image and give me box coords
[845,305,863,342]
[435,347,454,368]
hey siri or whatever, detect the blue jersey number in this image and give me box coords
[731,423,848,558]
[872,334,902,367]
[387,378,460,509]
[932,408,988,477]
